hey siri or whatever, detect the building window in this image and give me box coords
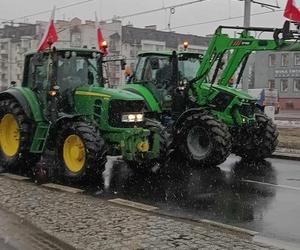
[268,79,275,89]
[268,54,276,67]
[71,32,81,47]
[294,79,300,92]
[294,53,300,66]
[281,53,289,67]
[280,79,289,92]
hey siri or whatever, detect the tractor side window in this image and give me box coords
[26,54,49,91]
[134,57,146,81]
[141,57,171,83]
[154,58,172,84]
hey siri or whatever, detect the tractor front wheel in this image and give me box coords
[232,112,278,160]
[175,112,232,167]
[56,121,106,181]
[0,99,37,171]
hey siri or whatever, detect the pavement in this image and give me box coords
[272,148,300,161]
[0,174,281,250]
[275,110,300,121]
[0,205,75,250]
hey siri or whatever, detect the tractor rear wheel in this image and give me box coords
[0,99,37,171]
[175,112,232,167]
[232,112,278,159]
[56,121,106,181]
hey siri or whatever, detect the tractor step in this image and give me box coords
[30,123,50,153]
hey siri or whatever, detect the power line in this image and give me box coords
[102,0,208,22]
[167,9,283,30]
[1,0,94,24]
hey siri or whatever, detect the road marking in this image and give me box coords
[109,198,158,211]
[242,179,300,191]
[0,173,30,181]
[41,183,84,194]
[200,219,258,236]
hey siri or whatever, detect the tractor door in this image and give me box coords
[23,53,50,113]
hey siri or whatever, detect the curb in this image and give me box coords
[270,152,300,161]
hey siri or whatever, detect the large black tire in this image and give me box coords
[0,99,38,171]
[174,111,232,167]
[232,112,279,159]
[56,121,107,181]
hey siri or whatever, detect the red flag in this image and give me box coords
[95,14,108,55]
[284,0,300,22]
[37,7,58,52]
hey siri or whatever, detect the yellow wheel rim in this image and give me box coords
[63,135,86,173]
[0,114,20,157]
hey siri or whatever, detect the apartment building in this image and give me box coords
[253,51,300,110]
[0,19,209,89]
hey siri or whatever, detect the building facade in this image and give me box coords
[0,19,209,89]
[252,51,300,110]
[0,23,40,90]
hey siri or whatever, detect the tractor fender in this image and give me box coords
[124,84,161,113]
[0,87,43,121]
[173,108,207,131]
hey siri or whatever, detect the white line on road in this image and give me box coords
[242,179,300,191]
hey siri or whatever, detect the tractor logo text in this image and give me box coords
[231,40,252,46]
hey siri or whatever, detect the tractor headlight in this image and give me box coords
[121,113,144,123]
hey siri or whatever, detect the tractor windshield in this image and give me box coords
[178,55,200,81]
[57,51,102,92]
[135,54,201,85]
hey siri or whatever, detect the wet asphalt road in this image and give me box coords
[103,155,300,249]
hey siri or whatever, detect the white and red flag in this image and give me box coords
[95,13,108,55]
[284,0,300,23]
[37,7,58,52]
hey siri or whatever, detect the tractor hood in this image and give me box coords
[212,85,257,101]
[75,86,145,101]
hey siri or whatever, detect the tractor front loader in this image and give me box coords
[0,47,166,182]
[125,21,300,165]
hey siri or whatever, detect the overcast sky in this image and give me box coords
[0,0,289,36]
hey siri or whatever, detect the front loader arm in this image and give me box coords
[195,22,300,87]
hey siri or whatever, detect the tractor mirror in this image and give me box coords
[10,81,16,87]
[121,59,126,70]
[150,58,159,70]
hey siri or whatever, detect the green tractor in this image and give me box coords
[125,22,300,164]
[0,47,165,181]
[125,51,232,166]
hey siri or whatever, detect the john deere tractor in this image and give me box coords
[126,51,232,166]
[125,22,300,164]
[0,47,165,181]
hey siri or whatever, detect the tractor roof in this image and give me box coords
[25,47,102,56]
[138,51,203,57]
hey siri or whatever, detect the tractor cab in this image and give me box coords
[22,48,104,113]
[131,51,202,111]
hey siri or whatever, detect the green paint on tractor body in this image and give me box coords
[125,23,300,162]
[0,48,161,165]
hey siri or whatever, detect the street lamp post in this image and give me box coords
[244,0,251,27]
